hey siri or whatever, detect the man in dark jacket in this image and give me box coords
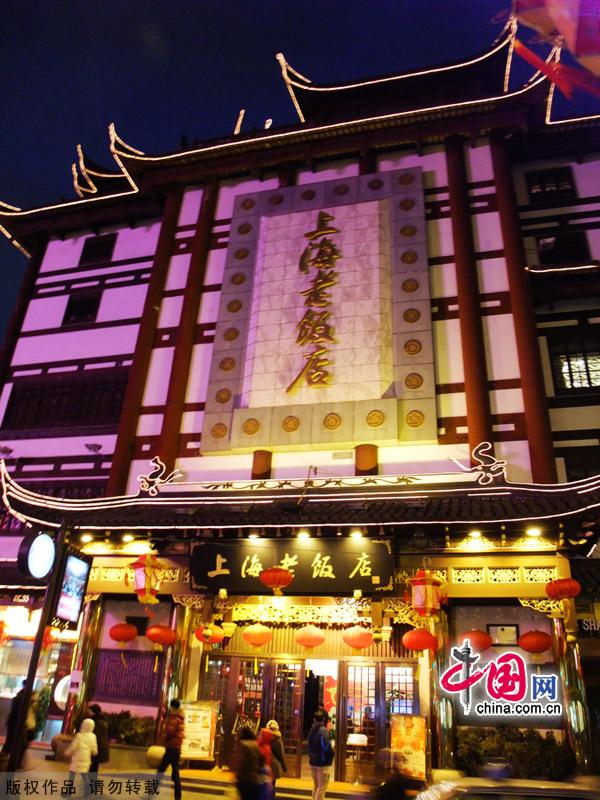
[88,704,110,776]
[157,699,185,800]
[307,711,334,800]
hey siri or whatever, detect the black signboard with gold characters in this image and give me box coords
[190,538,393,595]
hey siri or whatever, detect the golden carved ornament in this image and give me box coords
[241,198,255,210]
[400,224,417,238]
[282,415,300,432]
[224,328,239,342]
[405,372,423,389]
[398,173,415,186]
[519,597,564,619]
[216,389,232,404]
[323,412,342,430]
[301,189,316,201]
[231,272,246,285]
[219,357,236,372]
[227,299,242,313]
[404,339,422,356]
[232,603,368,626]
[237,223,252,235]
[406,410,425,428]
[366,410,385,428]
[242,418,260,435]
[401,250,418,264]
[211,423,228,439]
[403,308,421,324]
[384,598,421,627]
[402,278,419,293]
[400,198,416,211]
[234,247,250,260]
[368,178,383,190]
[269,194,284,205]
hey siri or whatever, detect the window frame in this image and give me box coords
[547,328,600,396]
[79,232,117,266]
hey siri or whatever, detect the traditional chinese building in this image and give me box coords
[0,18,599,782]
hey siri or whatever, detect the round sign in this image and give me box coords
[53,674,71,711]
[17,532,56,579]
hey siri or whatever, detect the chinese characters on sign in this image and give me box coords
[440,639,561,720]
[191,540,392,595]
[286,211,341,394]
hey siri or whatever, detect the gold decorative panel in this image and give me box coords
[452,567,485,584]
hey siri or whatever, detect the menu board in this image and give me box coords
[180,701,219,760]
[390,715,427,781]
[52,552,92,630]
[94,650,164,705]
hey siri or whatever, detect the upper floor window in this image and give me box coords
[563,447,600,482]
[0,369,129,431]
[79,233,117,265]
[62,292,101,326]
[548,330,600,393]
[536,230,590,268]
[526,167,576,204]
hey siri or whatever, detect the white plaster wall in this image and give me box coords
[477,257,509,294]
[41,236,86,273]
[141,348,174,406]
[571,160,600,198]
[136,414,163,436]
[0,434,117,458]
[427,218,454,259]
[215,176,279,219]
[378,145,448,189]
[471,212,504,252]
[112,223,161,262]
[465,140,494,183]
[495,440,532,482]
[164,254,190,291]
[482,315,520,380]
[158,296,183,328]
[433,319,464,383]
[551,406,600,431]
[379,443,470,475]
[181,410,203,434]
[296,159,359,184]
[204,248,227,286]
[271,449,355,479]
[178,187,203,225]
[587,228,600,259]
[0,383,11,426]
[36,262,152,285]
[21,296,68,331]
[490,388,524,414]
[197,290,220,324]
[11,325,139,365]
[241,201,392,407]
[174,453,254,483]
[437,393,467,418]
[184,343,213,404]
[97,284,147,323]
[430,263,457,298]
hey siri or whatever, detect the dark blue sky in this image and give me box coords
[0,1,597,340]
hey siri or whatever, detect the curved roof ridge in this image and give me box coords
[72,143,133,199]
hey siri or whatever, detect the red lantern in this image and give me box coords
[259,567,294,596]
[42,626,57,651]
[127,554,164,605]
[242,623,273,648]
[194,625,225,645]
[408,569,446,617]
[295,625,325,650]
[0,621,7,647]
[546,578,581,600]
[402,628,437,652]
[457,629,492,653]
[146,624,177,672]
[342,626,374,651]
[109,622,138,668]
[518,630,552,654]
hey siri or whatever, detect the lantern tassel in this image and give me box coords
[121,651,127,669]
[205,655,209,673]
[254,656,258,676]
[154,653,158,673]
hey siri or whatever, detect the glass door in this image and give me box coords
[268,661,304,778]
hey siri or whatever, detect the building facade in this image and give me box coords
[0,24,599,781]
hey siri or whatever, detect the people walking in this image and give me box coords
[307,711,334,800]
[87,704,110,777]
[66,718,98,796]
[258,720,287,797]
[232,726,267,800]
[156,699,185,800]
[1,681,28,770]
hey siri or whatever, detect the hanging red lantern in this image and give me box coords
[42,626,57,651]
[295,625,325,650]
[109,622,138,668]
[146,624,177,672]
[342,625,374,651]
[546,578,581,600]
[242,623,272,675]
[127,554,164,605]
[408,569,446,617]
[194,624,225,645]
[0,621,7,647]
[259,567,294,596]
[402,628,437,653]
[457,629,492,653]
[518,630,552,654]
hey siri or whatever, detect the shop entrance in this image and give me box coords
[199,653,417,783]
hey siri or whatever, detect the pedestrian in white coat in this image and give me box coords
[66,718,98,795]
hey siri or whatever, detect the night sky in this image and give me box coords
[1,1,597,339]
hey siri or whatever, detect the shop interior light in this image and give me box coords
[248,531,260,540]
[468,529,482,539]
[350,528,364,539]
[297,529,311,540]
[80,533,93,544]
[526,527,542,538]
[122,533,135,543]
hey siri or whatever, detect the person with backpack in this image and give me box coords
[65,718,98,796]
[156,699,185,800]
[307,711,334,800]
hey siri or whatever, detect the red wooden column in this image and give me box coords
[107,189,183,496]
[445,136,493,455]
[157,182,218,473]
[491,135,557,483]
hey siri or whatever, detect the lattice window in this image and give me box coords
[526,167,576,203]
[523,566,557,583]
[79,233,117,265]
[346,664,376,758]
[548,331,600,393]
[488,567,521,584]
[384,665,415,716]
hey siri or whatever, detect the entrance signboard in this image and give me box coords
[180,701,219,760]
[390,715,427,781]
[190,538,393,595]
